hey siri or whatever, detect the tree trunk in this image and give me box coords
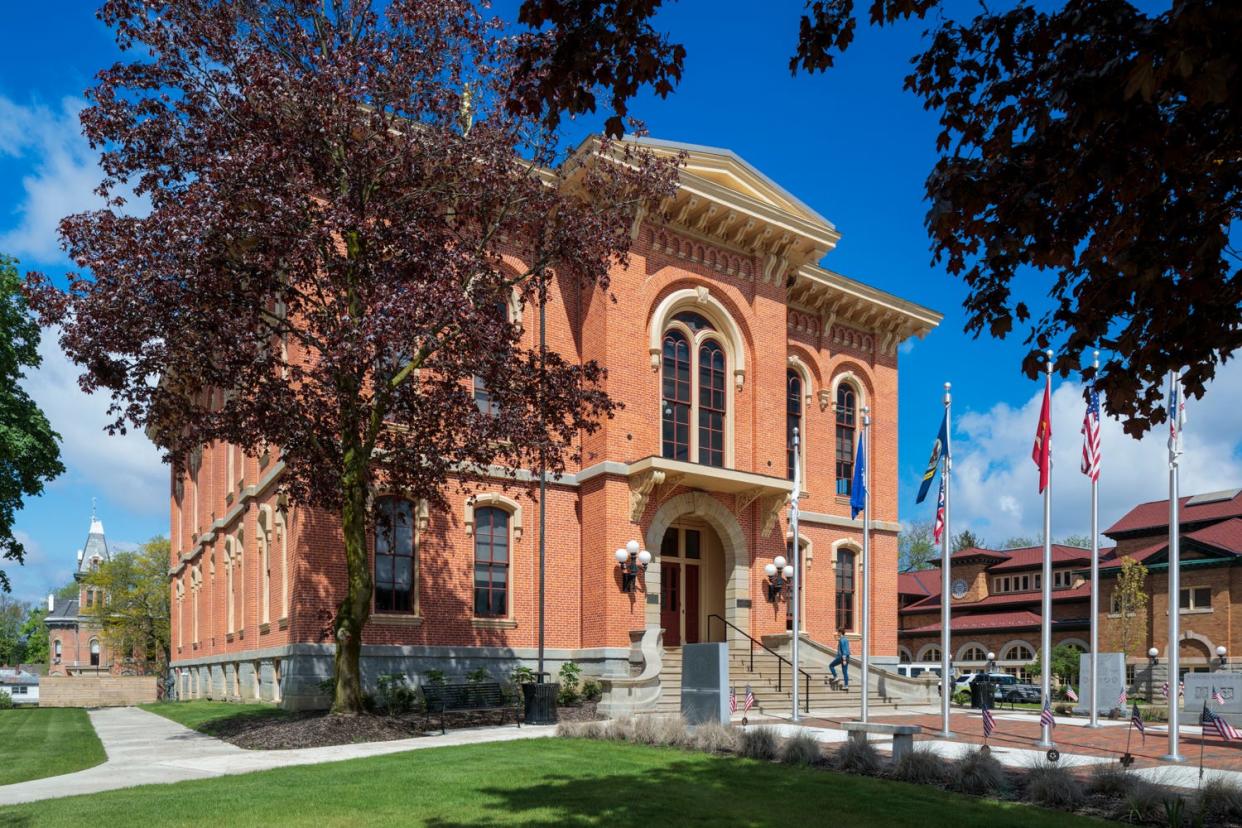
[332,440,372,714]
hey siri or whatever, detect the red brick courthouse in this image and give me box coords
[167,138,941,710]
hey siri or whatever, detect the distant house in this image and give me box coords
[0,669,40,706]
[45,513,116,676]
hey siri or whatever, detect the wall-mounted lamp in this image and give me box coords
[615,540,651,593]
[1217,645,1228,671]
[986,652,997,673]
[764,555,795,603]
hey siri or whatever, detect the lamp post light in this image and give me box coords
[1148,647,1160,703]
[615,540,651,593]
[986,652,997,674]
[764,555,795,603]
[1217,645,1228,672]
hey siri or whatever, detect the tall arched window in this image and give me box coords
[225,542,236,634]
[661,311,728,467]
[835,384,857,496]
[53,639,62,664]
[473,301,508,417]
[89,639,100,667]
[835,549,856,632]
[374,497,415,613]
[787,370,803,480]
[474,507,509,617]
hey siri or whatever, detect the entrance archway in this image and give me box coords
[644,492,748,642]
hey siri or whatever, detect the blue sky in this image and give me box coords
[2,1,1239,605]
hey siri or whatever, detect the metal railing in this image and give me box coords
[707,614,810,713]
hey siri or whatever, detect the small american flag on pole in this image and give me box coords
[1065,686,1079,703]
[729,687,737,714]
[1160,681,1169,698]
[1131,704,1145,740]
[744,685,755,712]
[1081,387,1101,481]
[1213,687,1226,705]
[982,705,995,739]
[1040,698,1056,730]
[1118,688,1128,708]
[1202,706,1240,742]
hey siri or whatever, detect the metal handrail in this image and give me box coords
[707,614,810,713]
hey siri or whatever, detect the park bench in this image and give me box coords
[839,722,923,761]
[422,681,520,735]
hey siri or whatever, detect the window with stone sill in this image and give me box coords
[1179,586,1211,611]
[474,506,509,618]
[834,384,857,496]
[374,496,416,614]
[661,311,728,468]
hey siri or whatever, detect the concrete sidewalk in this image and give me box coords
[0,706,554,806]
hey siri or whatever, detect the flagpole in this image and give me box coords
[861,407,872,724]
[1039,350,1055,749]
[1089,350,1101,728]
[1163,371,1184,762]
[791,426,801,724]
[939,382,953,739]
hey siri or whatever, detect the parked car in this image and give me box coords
[895,664,942,679]
[953,672,1040,703]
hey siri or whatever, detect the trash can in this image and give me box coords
[970,681,994,709]
[523,680,559,725]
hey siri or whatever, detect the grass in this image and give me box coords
[0,708,106,786]
[138,700,289,733]
[0,738,1112,826]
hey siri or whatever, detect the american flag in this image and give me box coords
[1081,387,1101,481]
[1160,681,1168,698]
[1040,698,1056,730]
[982,705,995,739]
[1168,372,1187,459]
[744,684,755,712]
[1131,704,1145,739]
[729,687,737,714]
[1202,706,1240,742]
[1213,687,1225,705]
[1118,688,1128,708]
[932,477,946,545]
[1065,685,1079,703]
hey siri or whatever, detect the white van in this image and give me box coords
[895,664,942,679]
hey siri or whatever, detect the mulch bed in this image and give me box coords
[205,702,599,750]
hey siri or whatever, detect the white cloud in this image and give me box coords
[948,361,1242,547]
[21,328,167,516]
[9,529,72,604]
[0,95,107,265]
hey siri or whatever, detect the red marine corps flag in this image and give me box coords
[1032,373,1053,493]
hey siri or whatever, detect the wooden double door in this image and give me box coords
[660,527,702,647]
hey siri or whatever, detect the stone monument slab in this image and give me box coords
[681,642,729,725]
[1183,672,1242,725]
[1073,652,1127,715]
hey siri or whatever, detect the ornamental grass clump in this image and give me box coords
[834,737,882,776]
[891,745,947,786]
[691,721,739,754]
[1087,762,1135,798]
[779,730,822,766]
[603,716,635,742]
[949,747,1007,797]
[1196,776,1242,824]
[738,726,779,761]
[1023,757,1084,810]
[555,720,603,740]
[1123,773,1172,824]
[632,715,688,747]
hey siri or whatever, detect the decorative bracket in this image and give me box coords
[629,469,667,522]
[759,493,788,538]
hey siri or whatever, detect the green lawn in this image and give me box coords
[138,700,289,734]
[0,708,106,786]
[0,738,1108,827]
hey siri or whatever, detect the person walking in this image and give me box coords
[828,629,850,689]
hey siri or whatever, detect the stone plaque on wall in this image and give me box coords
[1074,652,1127,715]
[1183,672,1242,724]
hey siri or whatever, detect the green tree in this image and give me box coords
[898,520,936,572]
[951,530,985,553]
[0,594,30,665]
[1107,557,1149,659]
[1058,535,1092,550]
[1000,536,1037,550]
[17,606,48,664]
[0,255,64,592]
[1031,644,1084,687]
[53,581,78,602]
[82,537,171,670]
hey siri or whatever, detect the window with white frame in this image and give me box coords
[474,506,510,617]
[961,645,988,662]
[1003,643,1035,661]
[834,384,857,496]
[920,647,942,663]
[1180,586,1211,611]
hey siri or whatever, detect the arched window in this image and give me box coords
[921,647,942,663]
[473,301,508,417]
[835,384,857,495]
[259,520,271,625]
[787,370,802,480]
[1004,644,1035,662]
[53,639,62,663]
[474,507,509,617]
[961,645,988,662]
[835,549,856,632]
[661,311,728,467]
[374,497,415,613]
[225,542,236,634]
[89,639,101,667]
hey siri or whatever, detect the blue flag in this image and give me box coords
[915,413,950,504]
[850,432,866,519]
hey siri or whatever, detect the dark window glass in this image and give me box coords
[374,497,415,612]
[672,311,715,332]
[661,528,678,558]
[474,302,508,417]
[836,550,855,631]
[474,507,509,617]
[698,340,726,467]
[787,370,802,480]
[684,529,701,560]
[661,331,692,461]
[835,385,857,495]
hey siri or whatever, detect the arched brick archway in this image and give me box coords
[644,492,749,637]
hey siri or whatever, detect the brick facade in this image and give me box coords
[166,138,940,709]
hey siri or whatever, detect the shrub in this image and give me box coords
[1123,773,1171,824]
[779,730,823,766]
[0,692,13,710]
[557,683,582,706]
[738,726,779,761]
[952,689,971,706]
[1024,757,1084,810]
[581,679,603,702]
[466,667,490,685]
[834,737,882,775]
[375,673,418,716]
[633,715,689,747]
[1088,762,1135,798]
[510,666,535,685]
[423,668,446,688]
[1196,776,1242,824]
[691,721,739,754]
[604,716,634,741]
[950,747,1007,797]
[557,661,583,706]
[891,745,947,786]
